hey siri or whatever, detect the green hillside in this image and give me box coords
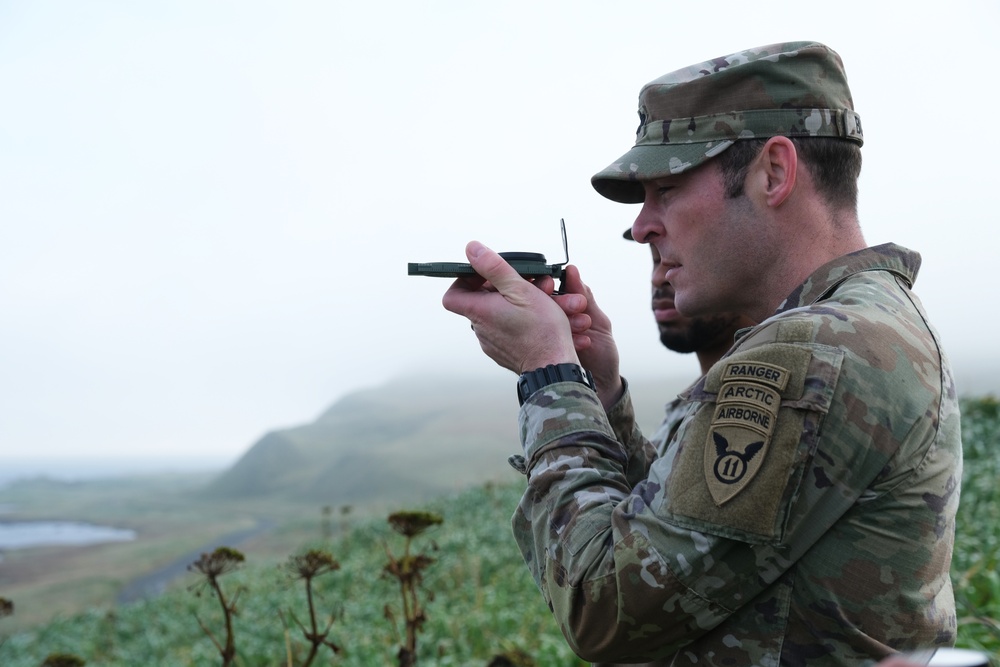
[201,373,691,507]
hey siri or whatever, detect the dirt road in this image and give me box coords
[116,518,275,603]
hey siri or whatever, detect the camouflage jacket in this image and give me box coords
[511,244,961,666]
[650,395,691,457]
[591,394,696,667]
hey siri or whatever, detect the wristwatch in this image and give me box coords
[517,363,596,406]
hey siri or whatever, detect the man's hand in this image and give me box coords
[555,264,624,408]
[442,241,582,374]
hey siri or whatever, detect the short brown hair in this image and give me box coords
[717,138,862,212]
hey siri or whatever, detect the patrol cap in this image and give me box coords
[592,41,864,204]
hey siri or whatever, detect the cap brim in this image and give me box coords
[591,140,735,204]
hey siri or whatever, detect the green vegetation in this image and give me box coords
[952,396,1000,657]
[0,395,997,665]
[0,482,586,666]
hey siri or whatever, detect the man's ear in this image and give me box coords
[755,136,798,208]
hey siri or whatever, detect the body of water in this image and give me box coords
[0,521,136,550]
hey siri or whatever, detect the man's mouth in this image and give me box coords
[652,290,679,323]
[653,305,679,323]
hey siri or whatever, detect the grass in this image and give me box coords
[0,396,997,666]
[1,481,586,666]
[951,396,1000,656]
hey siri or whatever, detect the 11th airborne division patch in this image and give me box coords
[705,360,790,505]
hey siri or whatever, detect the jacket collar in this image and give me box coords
[773,243,920,316]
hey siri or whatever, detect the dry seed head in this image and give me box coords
[387,510,443,537]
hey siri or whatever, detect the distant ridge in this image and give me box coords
[203,362,998,509]
[202,372,691,507]
[202,374,518,507]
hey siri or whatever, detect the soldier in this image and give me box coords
[616,233,757,481]
[642,231,756,444]
[596,240,753,667]
[442,42,961,665]
[638,228,753,381]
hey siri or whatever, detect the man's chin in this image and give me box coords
[658,330,700,354]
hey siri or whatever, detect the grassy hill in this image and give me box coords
[201,373,692,507]
[200,368,999,509]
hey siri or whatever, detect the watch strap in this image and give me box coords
[517,363,596,406]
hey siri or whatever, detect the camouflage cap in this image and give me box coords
[592,41,863,204]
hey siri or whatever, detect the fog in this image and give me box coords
[2,1,997,471]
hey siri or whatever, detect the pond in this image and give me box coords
[0,521,136,550]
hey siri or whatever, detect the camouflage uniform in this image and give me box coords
[649,396,691,457]
[510,243,961,665]
[590,395,693,667]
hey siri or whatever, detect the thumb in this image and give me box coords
[466,241,523,292]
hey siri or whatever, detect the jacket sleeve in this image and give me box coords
[604,377,659,487]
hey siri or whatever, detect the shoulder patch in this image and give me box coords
[718,360,789,391]
[705,363,786,505]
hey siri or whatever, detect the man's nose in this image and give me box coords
[631,197,661,244]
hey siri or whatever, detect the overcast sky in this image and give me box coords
[2,1,997,470]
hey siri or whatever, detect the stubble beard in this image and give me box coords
[658,315,742,354]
